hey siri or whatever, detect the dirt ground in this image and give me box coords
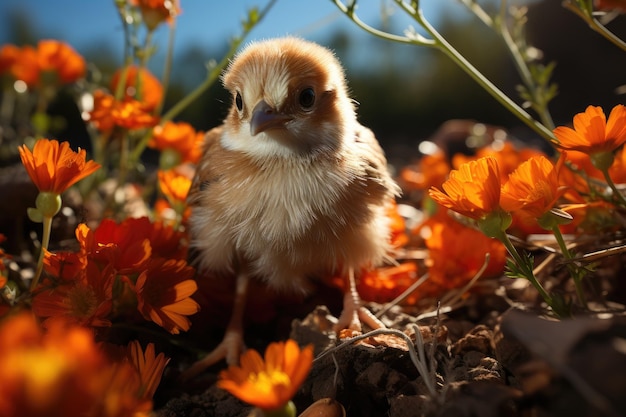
[153,267,626,417]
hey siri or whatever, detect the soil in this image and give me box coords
[153,273,626,417]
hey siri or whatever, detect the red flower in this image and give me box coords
[42,249,87,282]
[76,219,151,275]
[32,260,114,328]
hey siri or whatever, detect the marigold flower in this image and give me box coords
[3,45,39,87]
[387,200,409,248]
[18,138,101,195]
[0,40,84,88]
[0,44,21,76]
[158,169,192,206]
[422,212,506,297]
[131,0,181,30]
[566,147,626,185]
[36,40,86,85]
[500,155,567,220]
[88,89,159,132]
[400,152,450,191]
[553,105,626,156]
[149,121,205,165]
[0,313,153,417]
[134,258,199,334]
[357,262,419,304]
[111,98,160,130]
[218,340,313,411]
[111,65,163,112]
[454,141,548,184]
[126,341,170,400]
[428,156,502,221]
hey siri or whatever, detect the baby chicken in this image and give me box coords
[185,37,400,377]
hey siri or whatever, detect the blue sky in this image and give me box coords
[0,1,455,61]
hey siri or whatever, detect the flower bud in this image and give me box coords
[35,191,62,218]
[478,209,512,239]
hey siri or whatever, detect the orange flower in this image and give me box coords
[454,141,548,184]
[126,341,170,401]
[0,313,152,417]
[134,258,199,334]
[218,340,313,411]
[158,169,192,206]
[32,260,114,328]
[500,155,567,220]
[387,200,409,248]
[566,147,626,185]
[428,156,502,221]
[0,44,21,76]
[0,41,84,88]
[553,105,626,155]
[8,45,39,87]
[357,262,419,305]
[88,89,159,132]
[111,65,163,112]
[18,138,101,194]
[131,0,181,30]
[400,152,450,191]
[36,40,86,85]
[149,121,205,165]
[422,212,506,297]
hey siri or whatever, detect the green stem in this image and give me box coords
[496,229,553,306]
[261,401,296,417]
[31,215,52,291]
[601,167,626,207]
[564,1,626,53]
[551,225,587,306]
[128,0,278,164]
[155,19,177,117]
[331,0,557,146]
[402,1,556,145]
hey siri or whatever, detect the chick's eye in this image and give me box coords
[298,88,315,109]
[235,92,243,111]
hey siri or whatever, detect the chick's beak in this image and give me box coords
[250,100,291,136]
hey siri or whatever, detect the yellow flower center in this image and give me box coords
[248,370,291,393]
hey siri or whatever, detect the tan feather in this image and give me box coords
[188,37,400,292]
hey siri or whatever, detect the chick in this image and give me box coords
[185,37,400,377]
